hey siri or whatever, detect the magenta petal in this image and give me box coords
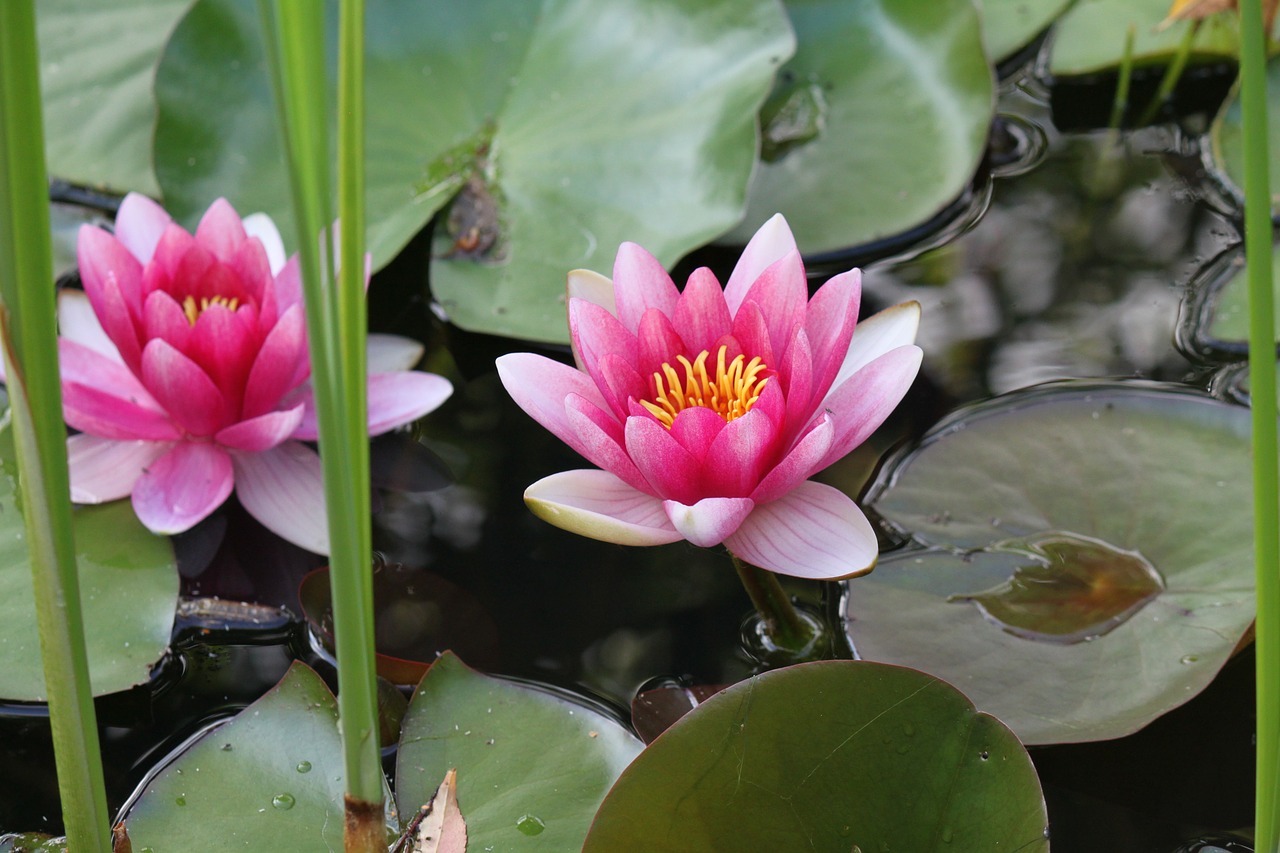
[636,308,687,381]
[730,301,774,368]
[495,353,611,461]
[595,353,647,422]
[624,415,701,505]
[569,298,638,412]
[242,304,307,420]
[113,193,172,264]
[232,441,329,553]
[141,338,230,436]
[672,267,732,356]
[779,326,813,431]
[752,414,835,504]
[663,496,754,547]
[668,406,726,462]
[142,289,192,353]
[194,198,249,264]
[216,404,305,452]
[724,480,877,579]
[612,242,679,334]
[524,469,681,546]
[804,269,860,399]
[365,371,453,435]
[723,214,797,315]
[59,340,180,440]
[565,394,651,493]
[702,406,775,497]
[740,251,807,358]
[66,434,169,503]
[815,345,923,471]
[132,442,234,534]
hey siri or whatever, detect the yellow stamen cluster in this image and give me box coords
[640,345,769,429]
[182,294,241,326]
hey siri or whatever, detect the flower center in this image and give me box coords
[640,345,769,429]
[182,294,241,326]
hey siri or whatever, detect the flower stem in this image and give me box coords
[731,554,817,654]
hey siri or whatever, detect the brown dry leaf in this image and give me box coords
[408,768,468,853]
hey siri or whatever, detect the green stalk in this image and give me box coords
[1239,0,1280,848]
[1107,24,1137,132]
[1136,19,1201,127]
[731,554,817,654]
[259,2,384,848]
[0,3,110,849]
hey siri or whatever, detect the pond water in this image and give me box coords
[0,53,1263,852]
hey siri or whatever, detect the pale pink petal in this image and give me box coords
[232,441,329,553]
[58,289,122,364]
[365,371,453,435]
[672,267,732,356]
[141,338,230,437]
[194,198,249,264]
[752,414,835,504]
[565,394,651,493]
[59,339,180,441]
[567,269,616,315]
[815,345,923,471]
[272,256,304,313]
[663,496,754,547]
[495,353,611,461]
[66,434,169,503]
[113,193,171,264]
[132,441,234,534]
[724,480,877,579]
[242,304,307,420]
[524,469,682,546]
[216,404,305,452]
[367,333,424,373]
[612,242,679,334]
[242,212,286,275]
[625,415,702,505]
[804,269,860,400]
[724,214,797,315]
[827,301,921,395]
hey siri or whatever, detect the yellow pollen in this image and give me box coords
[640,345,769,429]
[182,295,240,326]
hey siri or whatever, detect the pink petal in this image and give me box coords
[702,405,776,497]
[271,255,304,314]
[241,212,286,275]
[58,289,122,364]
[231,233,273,305]
[730,301,774,368]
[242,304,308,420]
[565,394,651,493]
[739,251,808,359]
[569,298,639,416]
[672,267,732,356]
[636,307,687,383]
[815,345,923,471]
[141,289,192,354]
[495,353,612,462]
[752,414,835,504]
[146,224,199,284]
[524,469,682,546]
[216,404,305,452]
[594,352,648,423]
[59,339,180,441]
[663,496,755,547]
[724,214,797,315]
[113,193,172,264]
[194,198,249,264]
[231,441,329,553]
[612,242,679,334]
[77,226,144,365]
[724,480,878,579]
[827,301,921,394]
[804,269,860,400]
[668,405,726,462]
[141,338,230,437]
[624,415,701,505]
[365,371,453,435]
[188,301,259,413]
[132,441,234,534]
[779,325,813,432]
[66,434,169,503]
[367,333,424,373]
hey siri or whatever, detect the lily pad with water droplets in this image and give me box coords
[582,660,1049,852]
[860,382,1255,744]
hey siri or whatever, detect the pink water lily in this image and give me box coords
[52,193,452,553]
[496,215,921,579]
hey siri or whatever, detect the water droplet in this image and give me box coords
[941,827,954,843]
[979,750,990,761]
[140,848,155,853]
[221,743,233,751]
[839,825,853,837]
[296,761,312,773]
[1181,654,1200,665]
[175,795,186,806]
[516,814,546,836]
[272,793,296,810]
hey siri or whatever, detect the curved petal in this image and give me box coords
[724,481,878,580]
[565,394,651,493]
[242,212,286,275]
[141,338,230,437]
[524,469,682,546]
[495,353,611,460]
[827,300,921,394]
[194,198,249,264]
[66,434,169,503]
[724,213,797,315]
[132,441,234,535]
[232,441,329,553]
[365,371,453,435]
[242,304,308,420]
[567,268,616,318]
[815,345,923,471]
[804,268,860,400]
[625,415,702,505]
[367,333,424,373]
[59,339,180,440]
[612,242,679,334]
[569,298,638,416]
[216,404,305,452]
[663,496,754,547]
[751,414,835,505]
[58,289,123,363]
[702,404,776,497]
[78,227,144,362]
[672,267,732,356]
[739,251,807,359]
[113,192,171,264]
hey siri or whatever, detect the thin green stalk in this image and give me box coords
[0,3,110,849]
[1239,0,1280,848]
[731,554,816,654]
[1107,24,1137,132]
[1136,19,1201,127]
[260,2,384,848]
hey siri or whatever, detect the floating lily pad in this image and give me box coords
[153,0,793,343]
[0,423,178,702]
[725,0,994,255]
[1049,0,1241,77]
[860,382,1255,744]
[979,0,1075,65]
[1210,61,1280,216]
[122,662,394,851]
[583,660,1048,852]
[396,652,642,851]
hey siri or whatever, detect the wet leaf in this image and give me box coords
[862,382,1255,744]
[583,661,1049,852]
[1050,0,1241,77]
[630,683,726,744]
[396,652,642,851]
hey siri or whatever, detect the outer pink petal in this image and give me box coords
[724,214,797,315]
[365,371,453,435]
[524,469,682,546]
[739,251,807,359]
[113,193,172,264]
[59,339,180,440]
[569,298,638,415]
[495,353,611,461]
[141,338,230,437]
[672,267,732,356]
[752,414,835,504]
[132,441,234,534]
[216,404,305,452]
[565,394,651,494]
[194,198,249,264]
[66,434,170,503]
[612,242,680,334]
[724,480,878,579]
[625,415,702,505]
[804,269,860,400]
[58,290,123,363]
[826,301,921,396]
[815,345,923,471]
[663,496,754,547]
[232,441,329,553]
[77,227,144,366]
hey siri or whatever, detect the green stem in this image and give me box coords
[1136,19,1200,127]
[1107,24,1137,132]
[731,554,815,653]
[0,3,110,849]
[1239,0,1280,848]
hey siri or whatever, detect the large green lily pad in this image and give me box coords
[153,0,793,343]
[582,660,1048,852]
[725,0,994,255]
[979,0,1075,65]
[1210,60,1280,217]
[860,382,1255,744]
[1049,0,1242,77]
[121,662,393,851]
[0,422,178,702]
[396,652,643,851]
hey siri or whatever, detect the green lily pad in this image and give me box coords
[1210,61,1280,216]
[1049,0,1241,77]
[153,0,793,343]
[582,660,1048,852]
[724,0,994,255]
[37,0,191,196]
[979,0,1075,65]
[122,661,394,851]
[861,382,1255,744]
[395,651,643,851]
[0,423,178,702]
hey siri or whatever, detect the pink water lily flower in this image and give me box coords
[54,193,452,553]
[496,215,921,579]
